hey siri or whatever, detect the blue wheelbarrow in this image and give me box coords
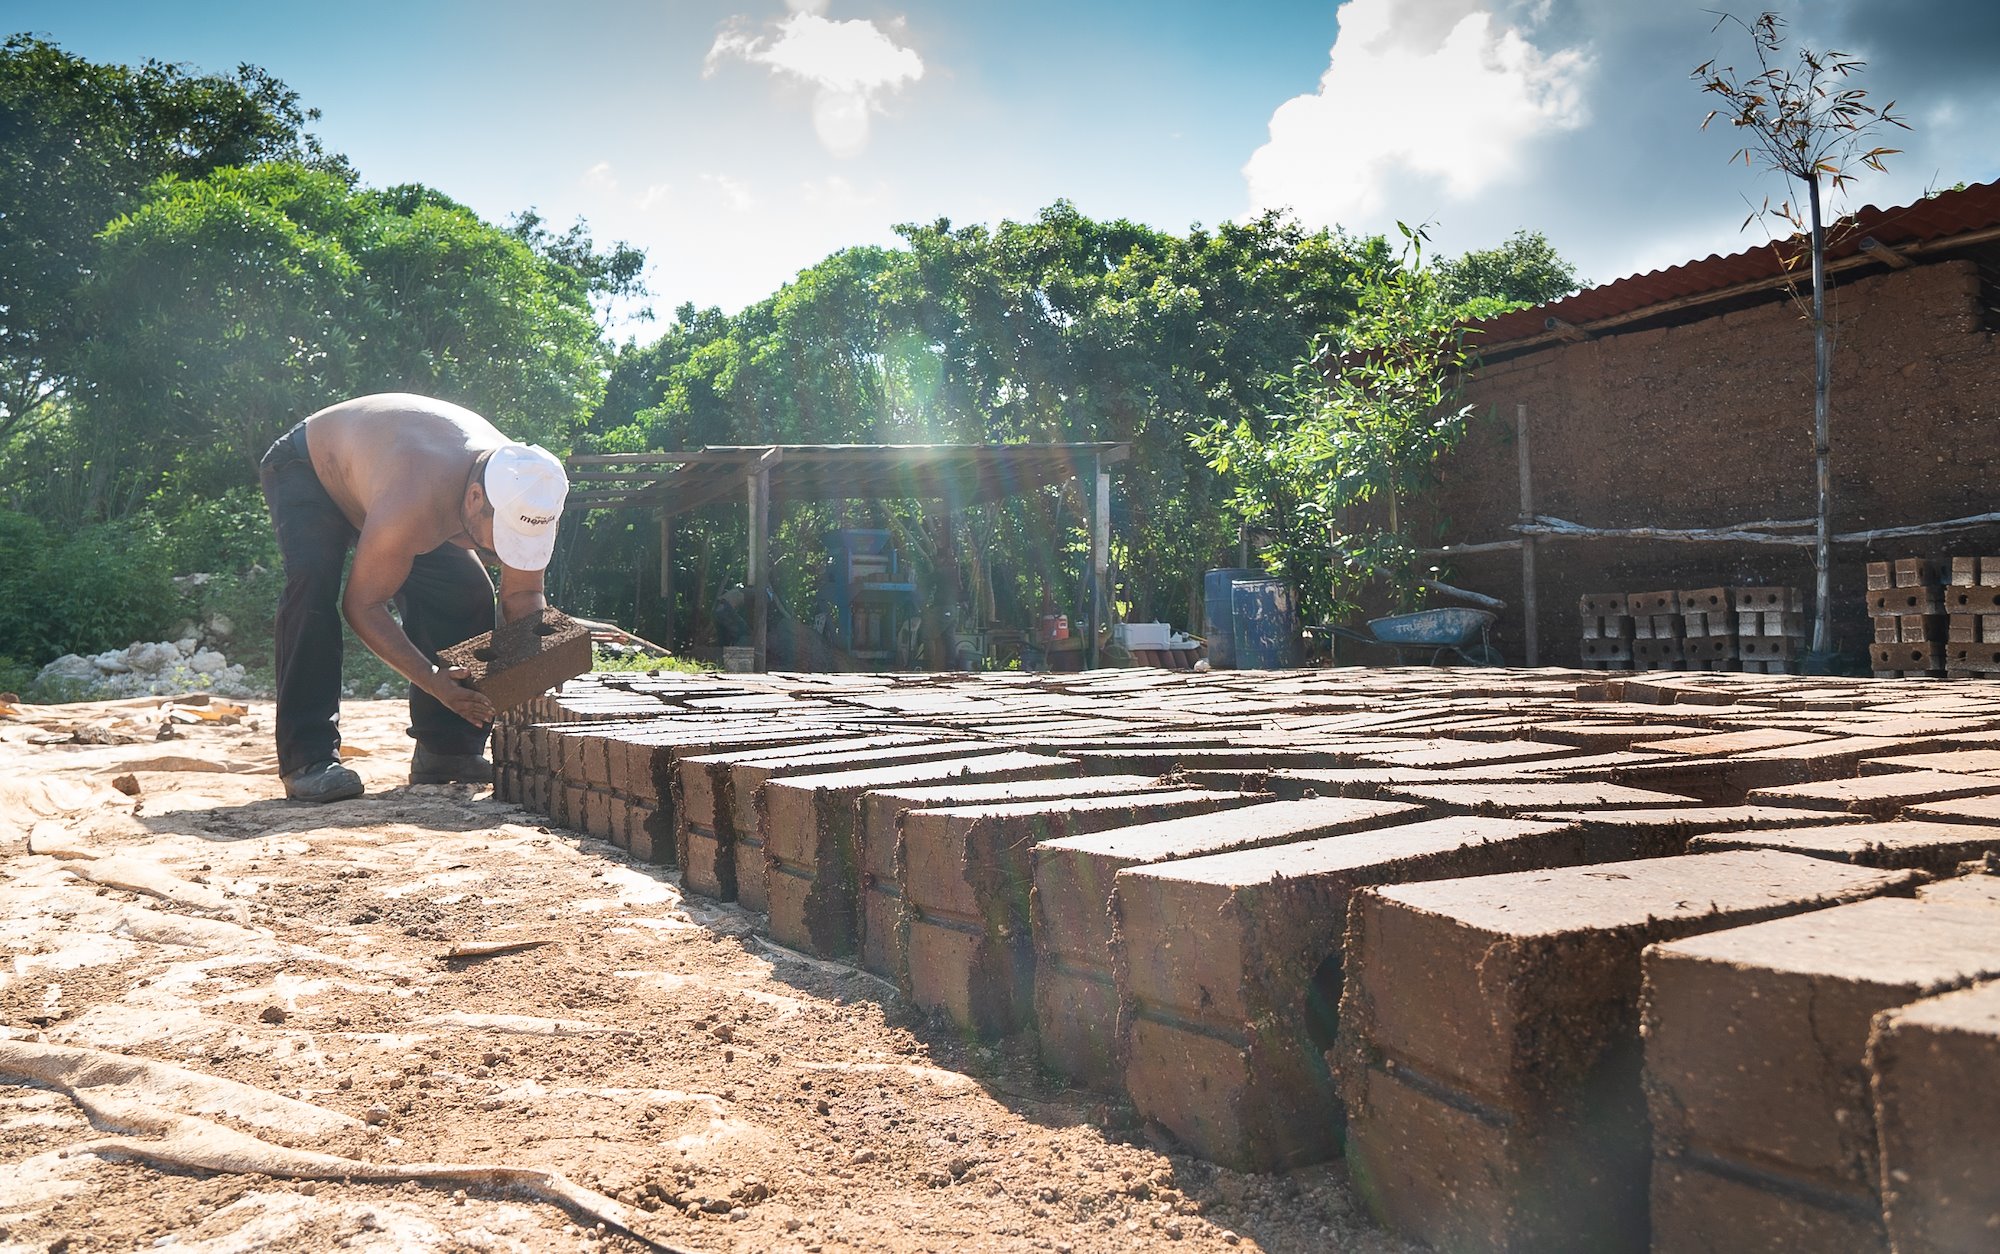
[1326,605,1504,667]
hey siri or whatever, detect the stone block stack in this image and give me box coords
[1870,558,1946,677]
[1735,585,1806,673]
[1577,593,1631,670]
[1626,590,1684,671]
[1945,555,2000,677]
[1678,586,1738,671]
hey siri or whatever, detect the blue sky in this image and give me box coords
[14,1,2000,333]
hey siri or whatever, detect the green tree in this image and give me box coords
[0,34,332,459]
[1195,225,1477,623]
[1695,9,1906,657]
[69,162,610,513]
[1437,228,1582,316]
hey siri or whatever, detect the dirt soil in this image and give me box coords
[0,697,1416,1254]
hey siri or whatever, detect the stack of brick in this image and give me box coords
[1678,586,1737,671]
[1577,593,1632,670]
[1627,591,1684,671]
[1736,585,1807,674]
[1944,555,2000,677]
[1869,559,1945,678]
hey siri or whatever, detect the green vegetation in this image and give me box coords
[1195,225,1480,620]
[0,34,1576,685]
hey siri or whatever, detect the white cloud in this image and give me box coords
[584,160,617,191]
[706,9,924,157]
[700,172,758,212]
[1244,0,1589,231]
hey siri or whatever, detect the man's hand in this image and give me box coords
[427,665,495,727]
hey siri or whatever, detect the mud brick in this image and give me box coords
[1947,584,2000,615]
[1984,614,2000,643]
[1895,557,1939,588]
[1945,641,2000,674]
[1869,980,2000,1254]
[1386,780,1700,814]
[1900,613,1946,642]
[1643,896,2000,1252]
[854,774,1159,980]
[1738,585,1806,613]
[1749,770,2000,818]
[1873,616,1902,644]
[1629,590,1681,618]
[1690,820,2000,874]
[1520,805,1864,860]
[1631,615,1655,640]
[1580,592,1630,618]
[1872,586,1945,616]
[1031,797,1420,1090]
[1116,816,1594,1172]
[1630,636,1684,670]
[1340,852,1918,1254]
[1685,635,1737,664]
[1680,587,1731,632]
[903,789,1267,1037]
[1948,613,1978,642]
[438,607,592,713]
[1865,562,1894,592]
[1872,641,1942,675]
[683,736,978,907]
[1650,613,1680,638]
[1861,747,2000,775]
[1950,556,1981,586]
[758,750,1077,958]
[1579,638,1633,665]
[677,734,962,902]
[1985,557,2000,586]
[1741,635,1799,664]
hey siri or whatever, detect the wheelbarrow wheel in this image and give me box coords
[1452,641,1505,667]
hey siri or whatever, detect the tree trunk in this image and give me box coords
[1809,176,1832,657]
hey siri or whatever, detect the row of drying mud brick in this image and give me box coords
[1578,587,1805,673]
[489,683,2000,1253]
[1867,556,2000,678]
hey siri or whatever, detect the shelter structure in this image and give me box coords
[1427,178,2000,664]
[565,443,1131,672]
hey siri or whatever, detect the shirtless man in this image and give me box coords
[257,394,569,802]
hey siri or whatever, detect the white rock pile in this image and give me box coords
[35,638,260,700]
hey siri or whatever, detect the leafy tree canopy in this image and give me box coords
[1436,228,1582,316]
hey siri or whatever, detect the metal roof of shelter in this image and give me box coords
[1469,178,2000,358]
[565,442,1131,516]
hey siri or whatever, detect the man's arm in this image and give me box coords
[496,564,547,625]
[344,523,495,726]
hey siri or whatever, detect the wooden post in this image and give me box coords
[658,513,673,650]
[1089,459,1109,669]
[747,462,770,673]
[1516,402,1540,667]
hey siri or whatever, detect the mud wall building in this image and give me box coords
[1426,180,2000,665]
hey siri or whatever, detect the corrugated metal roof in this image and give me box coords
[1470,178,2000,353]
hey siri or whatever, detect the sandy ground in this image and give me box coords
[0,697,1415,1254]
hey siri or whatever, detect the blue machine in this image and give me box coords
[824,529,921,663]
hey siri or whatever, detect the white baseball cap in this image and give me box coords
[484,444,568,571]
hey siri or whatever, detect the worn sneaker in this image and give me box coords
[283,760,365,803]
[411,745,494,786]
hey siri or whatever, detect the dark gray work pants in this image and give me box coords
[257,423,493,778]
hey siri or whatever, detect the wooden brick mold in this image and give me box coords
[1644,895,2000,1252]
[1113,816,1593,1173]
[439,607,591,713]
[1029,797,1420,1091]
[1868,978,2000,1254]
[1336,852,1919,1254]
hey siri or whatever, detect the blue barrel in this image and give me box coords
[1203,568,1261,669]
[1231,578,1299,670]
